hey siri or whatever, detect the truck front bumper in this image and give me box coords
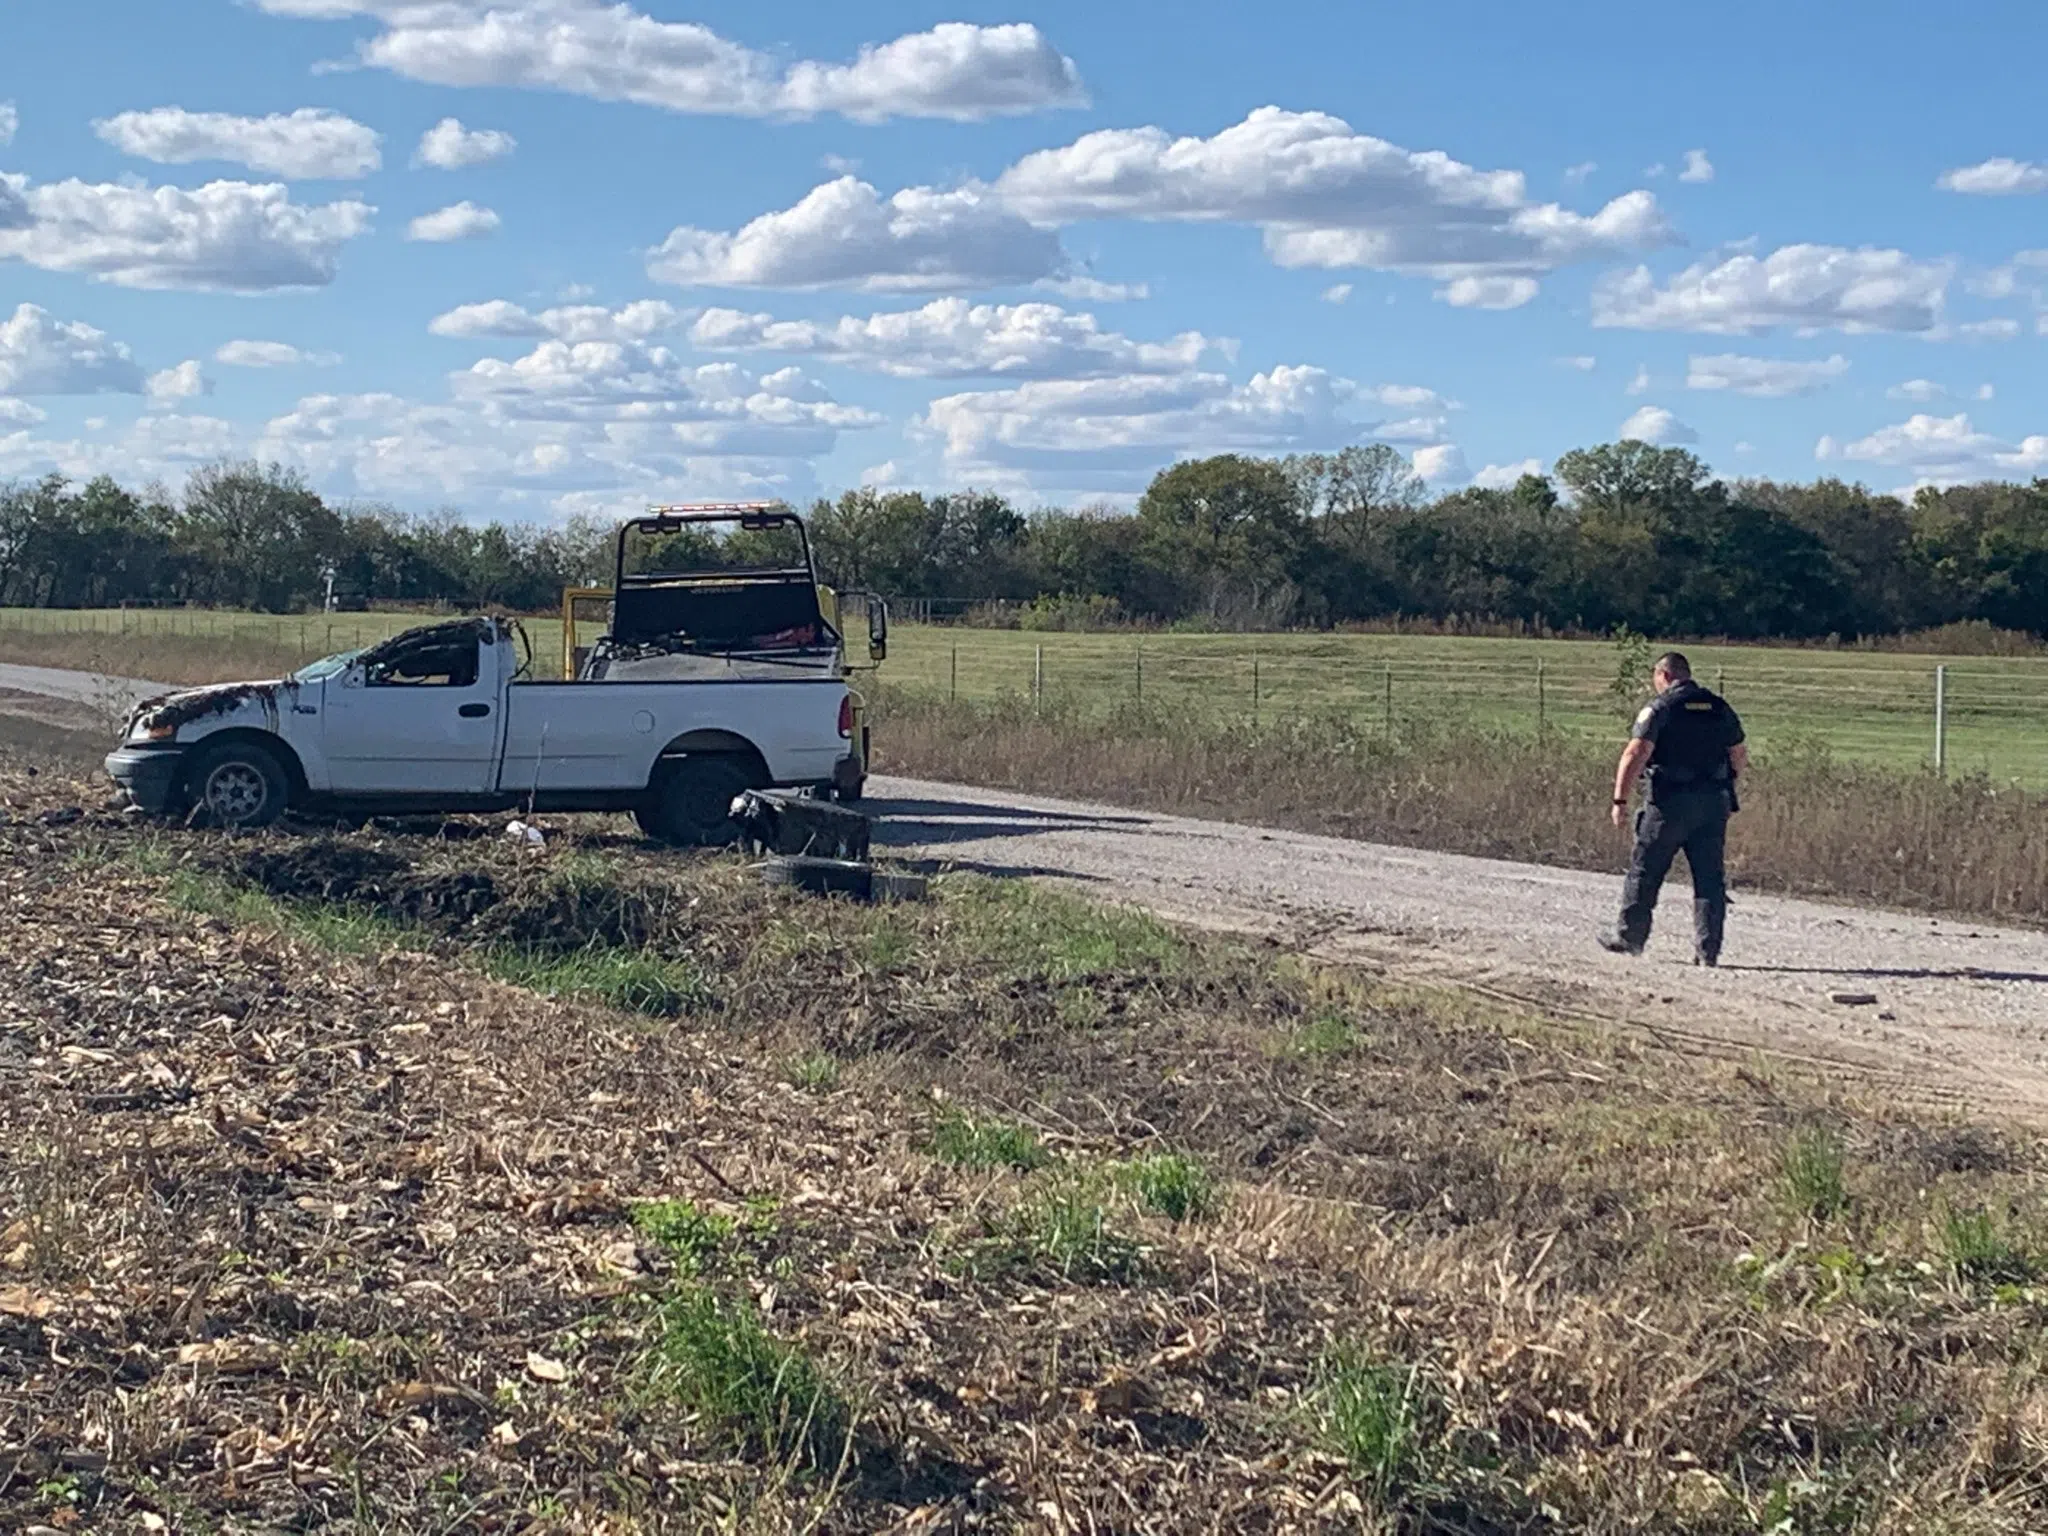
[105,744,186,814]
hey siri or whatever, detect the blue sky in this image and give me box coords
[3,0,2045,519]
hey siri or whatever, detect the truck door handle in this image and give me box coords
[459,703,491,718]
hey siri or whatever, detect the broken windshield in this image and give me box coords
[290,649,361,683]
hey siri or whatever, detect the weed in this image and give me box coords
[1781,1128,1848,1222]
[641,1283,849,1471]
[974,1179,1144,1284]
[484,946,710,1017]
[1314,1344,1433,1507]
[631,1200,736,1274]
[1290,1010,1361,1057]
[946,877,1186,982]
[786,1052,841,1094]
[930,1108,1048,1172]
[1941,1207,2035,1286]
[1116,1152,1218,1223]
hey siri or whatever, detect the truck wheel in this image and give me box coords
[188,740,290,829]
[637,755,760,847]
[835,780,865,804]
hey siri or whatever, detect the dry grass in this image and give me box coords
[876,691,2048,926]
[5,771,2048,1531]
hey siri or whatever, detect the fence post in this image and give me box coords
[1934,664,1947,777]
[1252,650,1260,727]
[1135,643,1143,702]
[1033,644,1043,713]
[1715,665,1726,695]
[949,644,958,703]
[1382,662,1393,738]
[1536,659,1546,738]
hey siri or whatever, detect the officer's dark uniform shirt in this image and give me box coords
[1630,680,1744,799]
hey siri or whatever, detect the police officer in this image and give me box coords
[1599,651,1748,965]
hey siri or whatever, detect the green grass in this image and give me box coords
[786,1052,841,1094]
[164,869,409,955]
[11,606,2047,782]
[1314,1344,1435,1507]
[1115,1152,1219,1223]
[631,1200,736,1273]
[887,623,2048,787]
[640,1283,849,1472]
[481,946,710,1018]
[945,876,1188,983]
[1940,1207,2035,1286]
[1288,1011,1363,1058]
[1781,1128,1849,1222]
[974,1180,1144,1284]
[930,1108,1048,1172]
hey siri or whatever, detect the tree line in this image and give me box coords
[4,443,2047,640]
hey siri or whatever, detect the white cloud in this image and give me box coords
[859,460,902,487]
[1437,275,1538,309]
[0,398,45,425]
[215,339,342,367]
[916,363,1375,490]
[1563,161,1597,185]
[1037,275,1147,302]
[1685,353,1849,397]
[0,304,146,395]
[428,298,685,341]
[1593,244,1950,334]
[449,340,883,453]
[93,107,381,179]
[1619,405,1698,445]
[145,360,212,405]
[1978,383,1996,401]
[1557,355,1596,371]
[649,176,1062,293]
[1939,158,2048,196]
[0,411,243,485]
[1679,149,1715,184]
[407,201,500,242]
[1644,162,1667,179]
[993,108,1670,299]
[1817,412,2048,485]
[1411,443,1466,483]
[688,297,1218,380]
[1626,364,1651,396]
[0,174,373,291]
[1473,457,1543,489]
[0,103,16,147]
[256,3,1084,122]
[1958,317,2020,342]
[413,117,515,169]
[1889,379,1945,402]
[1321,283,1353,305]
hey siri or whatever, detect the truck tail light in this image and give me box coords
[838,693,854,739]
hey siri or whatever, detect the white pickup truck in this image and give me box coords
[103,616,860,843]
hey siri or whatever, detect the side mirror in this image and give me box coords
[867,600,888,664]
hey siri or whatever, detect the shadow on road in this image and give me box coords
[867,795,1150,827]
[1723,965,2048,984]
[867,796,1152,853]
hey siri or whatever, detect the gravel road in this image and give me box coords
[7,661,2046,1116]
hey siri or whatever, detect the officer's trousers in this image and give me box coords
[1617,787,1730,958]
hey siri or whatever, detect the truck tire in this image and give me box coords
[761,856,874,900]
[187,739,291,829]
[636,755,761,847]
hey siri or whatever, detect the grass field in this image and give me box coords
[6,605,2043,785]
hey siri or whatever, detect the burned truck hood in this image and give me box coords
[132,679,298,735]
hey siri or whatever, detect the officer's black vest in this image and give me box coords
[1647,683,1735,788]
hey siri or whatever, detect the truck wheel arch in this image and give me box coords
[648,729,770,790]
[182,727,309,801]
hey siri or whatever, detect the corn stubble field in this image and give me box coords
[6,770,2048,1534]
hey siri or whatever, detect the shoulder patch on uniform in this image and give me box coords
[1635,705,1655,727]
[1683,701,1715,711]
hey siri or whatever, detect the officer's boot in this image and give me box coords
[1693,897,1726,967]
